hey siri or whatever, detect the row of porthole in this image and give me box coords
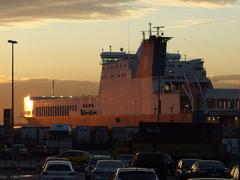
[83,104,94,108]
[110,73,127,78]
[103,64,128,70]
[102,73,128,79]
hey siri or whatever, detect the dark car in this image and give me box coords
[117,155,134,167]
[85,155,112,180]
[187,160,230,179]
[131,152,169,180]
[175,159,200,180]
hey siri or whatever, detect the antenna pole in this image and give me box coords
[149,23,152,37]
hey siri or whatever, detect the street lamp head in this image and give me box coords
[8,40,18,44]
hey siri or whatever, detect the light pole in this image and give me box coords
[8,40,17,163]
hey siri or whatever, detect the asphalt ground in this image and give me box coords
[0,170,85,179]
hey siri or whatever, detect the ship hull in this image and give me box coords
[26,113,192,128]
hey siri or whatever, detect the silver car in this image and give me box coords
[40,160,77,180]
[113,168,159,180]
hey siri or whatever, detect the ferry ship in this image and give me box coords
[23,24,240,128]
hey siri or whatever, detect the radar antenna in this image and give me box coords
[141,31,146,40]
[153,26,165,37]
[51,80,55,97]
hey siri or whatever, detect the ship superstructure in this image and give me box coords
[23,25,240,128]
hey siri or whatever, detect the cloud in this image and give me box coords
[0,0,238,28]
[146,0,239,8]
[174,18,213,28]
[169,18,240,29]
[0,0,146,28]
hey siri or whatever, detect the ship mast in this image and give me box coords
[51,79,55,97]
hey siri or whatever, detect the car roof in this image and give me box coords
[46,157,69,161]
[197,160,224,163]
[46,160,72,166]
[63,149,89,153]
[181,159,200,162]
[118,154,134,157]
[117,167,156,173]
[92,155,111,158]
[97,160,121,163]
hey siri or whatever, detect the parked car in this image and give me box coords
[113,167,159,180]
[175,159,200,179]
[230,165,239,180]
[40,157,69,170]
[39,160,77,180]
[187,160,230,179]
[92,160,123,180]
[85,155,112,180]
[162,153,175,175]
[131,152,168,179]
[56,150,91,171]
[117,155,134,167]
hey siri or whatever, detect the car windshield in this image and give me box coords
[183,160,198,169]
[199,162,226,170]
[97,161,122,168]
[89,157,111,167]
[118,171,157,180]
[47,164,71,171]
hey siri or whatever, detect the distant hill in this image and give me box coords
[210,74,240,89]
[0,79,99,125]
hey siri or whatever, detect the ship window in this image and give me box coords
[237,99,240,110]
[226,99,233,109]
[217,99,231,109]
[207,99,216,109]
[83,104,85,108]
